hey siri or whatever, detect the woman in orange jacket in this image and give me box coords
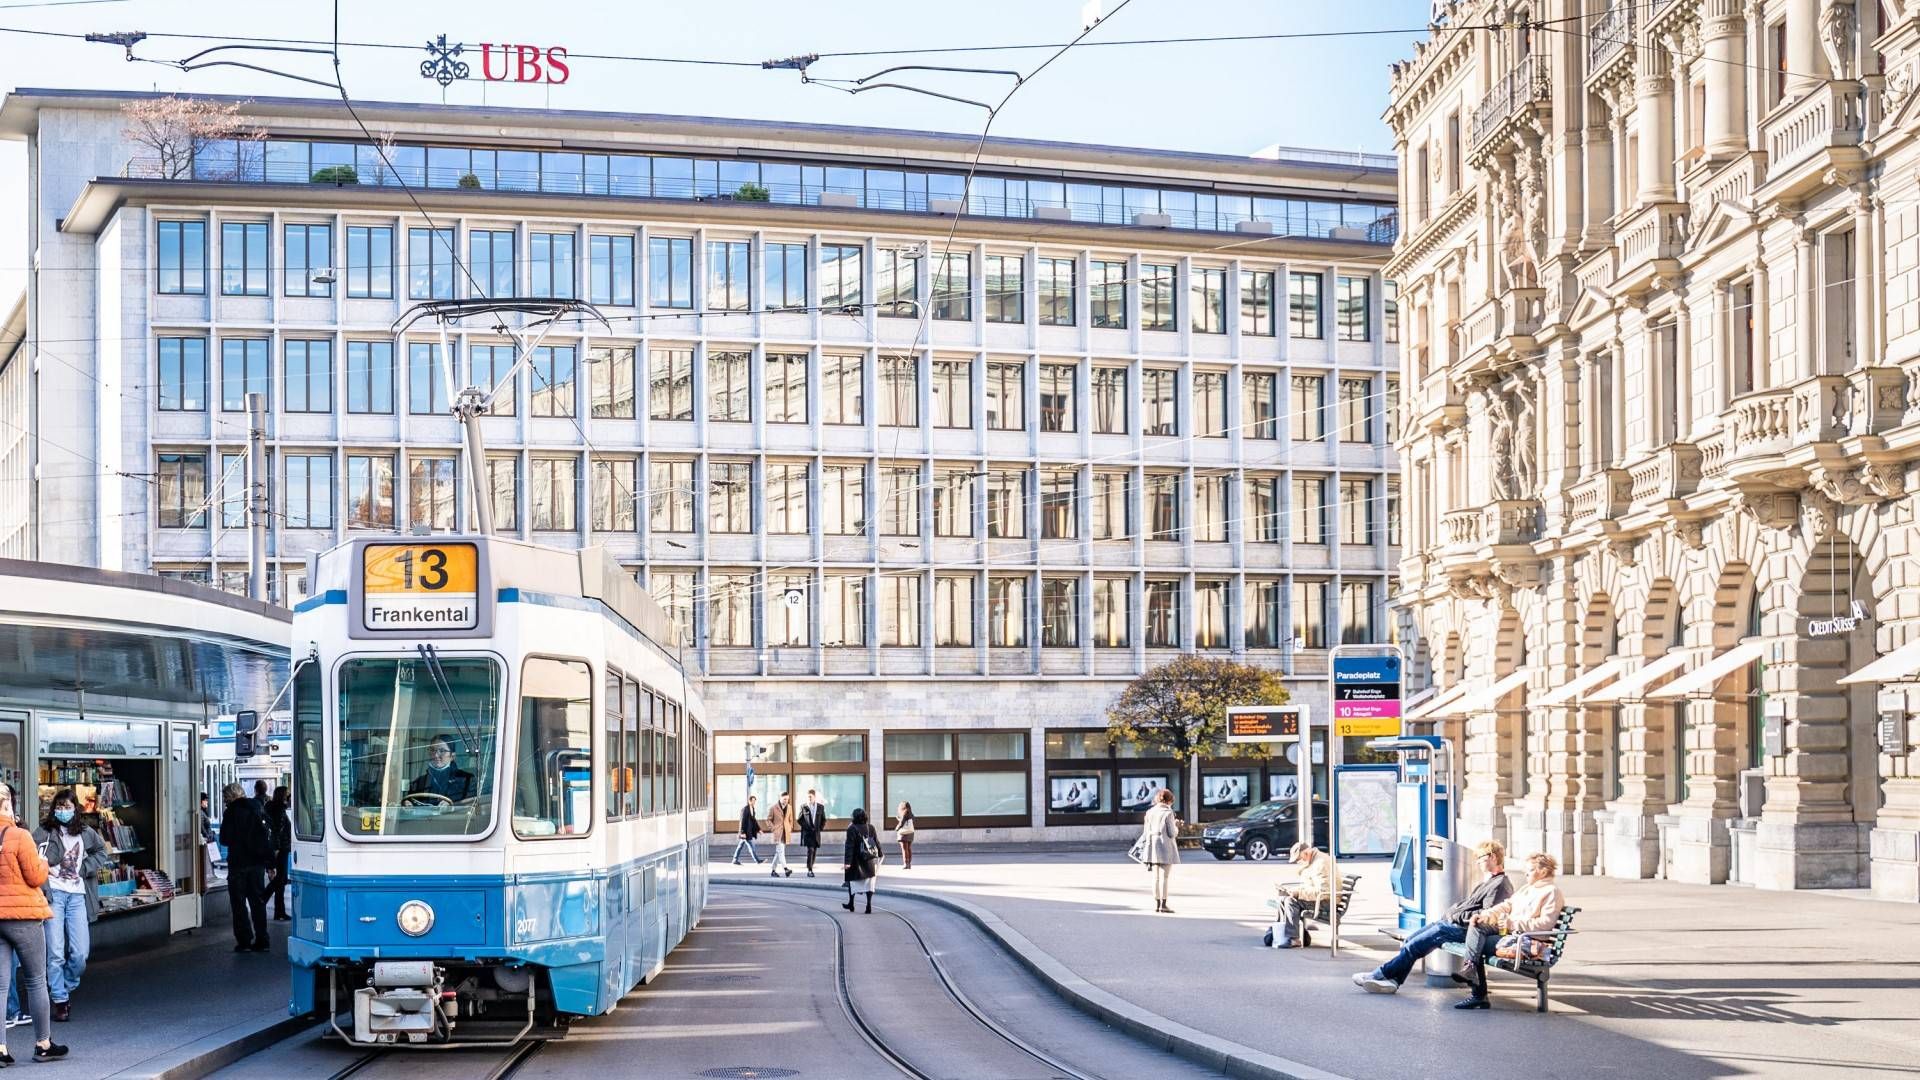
[0,784,67,1063]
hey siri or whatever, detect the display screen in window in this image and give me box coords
[1048,774,1104,813]
[1202,774,1251,810]
[1118,774,1170,812]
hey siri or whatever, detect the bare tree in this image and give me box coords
[1105,655,1290,763]
[121,97,265,180]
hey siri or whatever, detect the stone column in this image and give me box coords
[1872,682,1920,902]
[1635,48,1677,204]
[1518,558,1600,871]
[1755,624,1871,890]
[1583,119,1615,248]
[1701,0,1749,157]
[1786,0,1829,97]
[1668,664,1750,884]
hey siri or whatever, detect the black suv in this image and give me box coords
[1199,799,1331,861]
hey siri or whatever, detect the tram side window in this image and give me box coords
[640,688,656,815]
[623,678,641,818]
[604,668,625,822]
[514,657,594,839]
[338,656,501,838]
[292,659,324,840]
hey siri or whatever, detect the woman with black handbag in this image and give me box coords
[841,808,882,914]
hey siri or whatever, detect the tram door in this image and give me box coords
[168,723,201,932]
[0,713,23,817]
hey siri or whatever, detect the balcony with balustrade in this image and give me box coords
[1760,81,1868,200]
[1612,201,1688,294]
[1586,1,1634,80]
[1470,54,1551,155]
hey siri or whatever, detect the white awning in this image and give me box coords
[1839,636,1920,685]
[1402,686,1438,712]
[1584,650,1695,704]
[1406,682,1471,721]
[1536,657,1628,706]
[1646,641,1767,700]
[1448,668,1534,715]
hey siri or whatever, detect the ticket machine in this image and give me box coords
[1368,735,1468,983]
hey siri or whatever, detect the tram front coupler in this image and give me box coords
[338,961,455,1045]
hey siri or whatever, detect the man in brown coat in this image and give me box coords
[766,792,794,878]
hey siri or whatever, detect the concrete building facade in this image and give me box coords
[0,89,1400,839]
[1386,0,1920,899]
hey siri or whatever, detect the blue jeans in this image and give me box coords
[45,890,88,1004]
[1373,920,1466,985]
[731,838,760,863]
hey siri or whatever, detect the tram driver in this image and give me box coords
[407,734,477,804]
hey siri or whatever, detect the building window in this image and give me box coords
[1770,20,1788,105]
[650,573,695,648]
[766,461,810,533]
[341,226,394,301]
[986,362,1025,431]
[765,353,809,424]
[589,346,636,419]
[1291,374,1327,441]
[1038,257,1075,325]
[706,239,750,311]
[282,340,333,414]
[1340,478,1374,544]
[1245,579,1283,648]
[1194,581,1228,648]
[649,236,693,309]
[1041,469,1077,540]
[1293,579,1329,649]
[821,243,863,311]
[1384,280,1400,343]
[1336,275,1371,342]
[280,222,332,298]
[345,341,393,414]
[1144,580,1180,647]
[1240,269,1275,336]
[346,454,396,531]
[708,573,754,646]
[883,731,1028,828]
[881,575,922,647]
[708,350,751,422]
[931,360,972,428]
[471,344,517,416]
[220,338,269,412]
[1042,577,1079,647]
[593,458,636,532]
[1092,366,1127,434]
[157,220,207,295]
[1039,363,1076,433]
[648,458,695,533]
[875,247,919,318]
[284,453,335,529]
[878,355,918,427]
[470,229,516,298]
[988,576,1028,647]
[1244,372,1277,439]
[530,346,577,417]
[528,232,576,299]
[1293,475,1328,544]
[221,221,268,296]
[767,242,808,311]
[932,252,971,321]
[822,354,863,425]
[881,464,921,536]
[530,457,578,531]
[1245,474,1280,543]
[649,347,694,421]
[1194,372,1228,438]
[1194,474,1229,542]
[933,468,974,538]
[486,456,518,530]
[823,574,868,647]
[1091,260,1127,329]
[157,337,207,412]
[710,461,753,533]
[156,453,208,528]
[1146,473,1181,541]
[1339,377,1374,442]
[1387,481,1402,547]
[1141,368,1177,436]
[984,254,1024,323]
[986,469,1027,539]
[1141,263,1176,331]
[1091,471,1129,539]
[1191,267,1227,334]
[1289,271,1322,338]
[408,455,456,532]
[822,463,867,535]
[408,342,449,415]
[935,575,976,647]
[588,235,635,306]
[1093,577,1130,648]
[407,227,455,300]
[1340,580,1377,644]
[1384,377,1401,443]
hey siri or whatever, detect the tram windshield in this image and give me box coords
[338,655,502,837]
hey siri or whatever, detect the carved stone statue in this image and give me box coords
[1821,0,1858,83]
[1487,391,1517,501]
[1513,382,1538,497]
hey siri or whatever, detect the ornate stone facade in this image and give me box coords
[1388,0,1920,900]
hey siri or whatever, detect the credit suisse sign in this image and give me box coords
[421,34,571,87]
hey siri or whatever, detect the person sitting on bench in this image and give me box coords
[1454,852,1566,1010]
[1352,840,1512,994]
[1272,842,1332,944]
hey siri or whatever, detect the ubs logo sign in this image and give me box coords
[420,34,571,87]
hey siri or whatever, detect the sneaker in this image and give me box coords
[1352,973,1397,994]
[34,1042,69,1061]
[1453,996,1490,1011]
[6,1013,29,1029]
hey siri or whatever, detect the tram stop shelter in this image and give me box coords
[0,559,290,949]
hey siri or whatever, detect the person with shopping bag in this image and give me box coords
[1136,788,1180,913]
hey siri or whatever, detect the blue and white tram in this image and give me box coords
[284,535,711,1044]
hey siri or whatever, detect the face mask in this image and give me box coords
[53,809,74,824]
[428,757,451,772]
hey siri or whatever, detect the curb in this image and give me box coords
[715,876,1351,1080]
[106,1011,318,1080]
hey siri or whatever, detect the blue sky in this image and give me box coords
[0,0,1433,299]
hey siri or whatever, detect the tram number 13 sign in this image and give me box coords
[361,543,480,631]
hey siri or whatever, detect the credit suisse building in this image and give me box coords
[0,88,1400,838]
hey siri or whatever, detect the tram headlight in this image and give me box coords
[396,900,435,937]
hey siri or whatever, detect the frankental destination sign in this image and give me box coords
[1332,655,1401,738]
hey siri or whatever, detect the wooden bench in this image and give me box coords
[1439,906,1581,1012]
[1264,874,1360,948]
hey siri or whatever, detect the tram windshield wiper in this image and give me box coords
[416,643,483,751]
